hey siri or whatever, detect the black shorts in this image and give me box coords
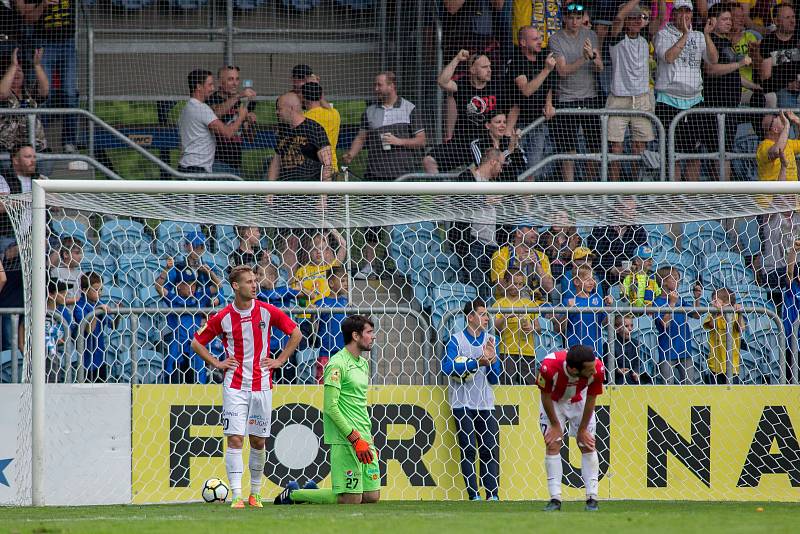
[426,139,473,172]
[552,98,602,153]
[655,101,705,153]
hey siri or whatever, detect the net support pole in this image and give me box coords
[31,180,47,506]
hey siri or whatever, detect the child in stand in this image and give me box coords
[494,269,542,385]
[702,287,746,385]
[316,265,350,383]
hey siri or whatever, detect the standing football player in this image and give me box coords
[192,265,302,508]
[537,344,604,512]
[274,315,380,505]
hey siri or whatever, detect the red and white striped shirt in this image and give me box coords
[537,351,604,404]
[194,300,297,391]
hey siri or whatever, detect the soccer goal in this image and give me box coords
[2,179,799,506]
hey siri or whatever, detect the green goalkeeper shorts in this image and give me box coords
[330,443,380,495]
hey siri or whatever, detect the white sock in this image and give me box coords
[249,447,266,495]
[582,451,599,500]
[225,447,244,499]
[545,454,562,501]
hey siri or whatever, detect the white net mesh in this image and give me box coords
[2,184,800,505]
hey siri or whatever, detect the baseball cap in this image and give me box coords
[301,81,323,102]
[185,230,206,248]
[572,247,593,261]
[292,64,314,80]
[172,267,197,285]
[673,0,693,10]
[636,245,654,259]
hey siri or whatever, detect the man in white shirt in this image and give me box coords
[178,69,249,174]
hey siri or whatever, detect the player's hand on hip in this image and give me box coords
[261,357,283,369]
[217,358,239,371]
[347,430,374,464]
[544,424,563,446]
[577,428,596,451]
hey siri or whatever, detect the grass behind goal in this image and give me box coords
[2,501,796,534]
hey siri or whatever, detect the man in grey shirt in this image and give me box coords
[178,69,248,174]
[549,2,604,181]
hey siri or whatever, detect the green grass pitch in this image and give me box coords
[1,501,797,534]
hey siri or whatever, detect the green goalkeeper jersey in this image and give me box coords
[323,348,372,445]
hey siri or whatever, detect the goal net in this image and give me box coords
[2,180,800,506]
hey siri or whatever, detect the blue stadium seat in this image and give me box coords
[0,349,24,383]
[734,217,761,257]
[281,0,321,11]
[534,330,564,363]
[101,285,129,306]
[99,219,151,256]
[157,221,203,256]
[168,0,208,9]
[121,349,166,384]
[235,0,266,8]
[631,315,660,377]
[734,285,775,312]
[645,224,675,255]
[744,316,783,384]
[215,225,239,256]
[738,349,764,384]
[81,251,114,286]
[112,0,155,9]
[51,218,89,243]
[700,251,755,289]
[682,221,730,271]
[654,251,699,285]
[431,282,477,335]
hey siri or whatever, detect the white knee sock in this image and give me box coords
[582,451,599,500]
[545,454,562,501]
[249,447,266,495]
[225,447,244,499]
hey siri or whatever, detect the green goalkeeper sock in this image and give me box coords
[291,488,337,504]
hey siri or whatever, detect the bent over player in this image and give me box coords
[538,344,604,512]
[274,314,380,505]
[192,265,302,508]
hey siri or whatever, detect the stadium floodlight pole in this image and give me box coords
[31,181,47,506]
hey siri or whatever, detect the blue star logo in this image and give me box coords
[0,458,12,487]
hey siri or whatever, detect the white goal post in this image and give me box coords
[28,179,800,506]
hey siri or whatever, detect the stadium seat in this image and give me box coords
[631,315,660,377]
[654,251,698,285]
[744,316,783,384]
[738,349,764,384]
[645,224,676,256]
[112,0,155,9]
[51,218,89,244]
[534,330,565,363]
[682,221,730,270]
[121,349,167,384]
[101,285,128,306]
[156,221,203,256]
[431,282,477,336]
[0,349,24,383]
[281,0,321,11]
[734,217,761,257]
[99,219,151,256]
[735,285,775,312]
[235,0,266,9]
[81,251,114,287]
[215,225,239,256]
[700,252,755,289]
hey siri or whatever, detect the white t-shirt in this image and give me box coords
[178,98,218,172]
[654,24,709,100]
[609,32,651,97]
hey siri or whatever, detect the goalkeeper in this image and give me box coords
[274,315,380,505]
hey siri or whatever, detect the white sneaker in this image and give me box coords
[354,262,375,280]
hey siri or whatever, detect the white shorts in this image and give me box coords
[539,398,596,439]
[222,386,273,438]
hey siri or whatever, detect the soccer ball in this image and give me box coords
[450,356,477,383]
[202,478,229,503]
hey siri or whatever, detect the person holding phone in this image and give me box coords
[207,65,258,174]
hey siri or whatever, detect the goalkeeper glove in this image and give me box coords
[347,429,374,464]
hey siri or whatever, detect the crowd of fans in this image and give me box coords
[1,0,799,386]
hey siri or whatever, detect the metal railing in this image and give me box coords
[668,107,785,182]
[72,305,432,384]
[517,109,667,182]
[436,305,789,385]
[0,108,242,181]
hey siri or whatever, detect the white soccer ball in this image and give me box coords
[451,356,477,383]
[202,478,229,503]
